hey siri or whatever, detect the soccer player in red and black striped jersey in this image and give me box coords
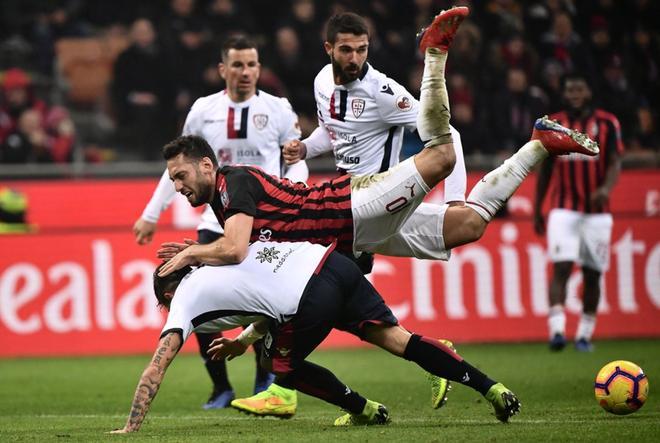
[533,72,623,353]
[156,8,600,287]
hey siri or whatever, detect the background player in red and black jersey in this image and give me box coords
[534,72,623,352]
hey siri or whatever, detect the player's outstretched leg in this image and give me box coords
[412,7,470,188]
[230,383,297,418]
[485,383,522,423]
[465,116,599,225]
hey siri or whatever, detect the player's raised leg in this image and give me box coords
[441,116,600,251]
[412,6,470,188]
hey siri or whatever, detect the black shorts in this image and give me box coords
[263,251,398,374]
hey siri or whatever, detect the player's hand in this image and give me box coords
[133,218,157,245]
[109,427,131,434]
[207,337,247,361]
[283,140,307,164]
[590,187,609,212]
[157,245,199,277]
[157,239,198,260]
[533,212,545,236]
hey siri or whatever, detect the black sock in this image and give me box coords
[196,332,232,392]
[251,339,271,382]
[278,361,366,414]
[403,334,495,395]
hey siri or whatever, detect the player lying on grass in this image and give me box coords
[156,6,598,278]
[111,240,520,433]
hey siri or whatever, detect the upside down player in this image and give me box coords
[132,36,309,409]
[111,239,520,433]
[157,7,599,280]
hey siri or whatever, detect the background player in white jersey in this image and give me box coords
[132,35,308,409]
[110,240,520,433]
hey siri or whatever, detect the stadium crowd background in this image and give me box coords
[0,0,658,167]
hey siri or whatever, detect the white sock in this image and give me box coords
[548,305,566,338]
[417,48,452,147]
[576,313,597,341]
[466,140,548,221]
[444,125,466,202]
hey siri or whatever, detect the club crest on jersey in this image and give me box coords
[256,246,280,263]
[351,98,366,118]
[253,114,269,130]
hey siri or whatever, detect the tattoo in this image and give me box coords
[122,333,181,431]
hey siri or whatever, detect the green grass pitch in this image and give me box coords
[1,339,658,442]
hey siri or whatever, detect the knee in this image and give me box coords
[464,209,487,242]
[420,143,456,178]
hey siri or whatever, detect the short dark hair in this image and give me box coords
[162,135,218,167]
[560,72,591,90]
[221,35,258,61]
[153,263,193,310]
[326,12,369,44]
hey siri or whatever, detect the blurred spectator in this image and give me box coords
[270,26,318,117]
[0,68,75,163]
[111,18,176,160]
[488,32,538,88]
[447,20,483,87]
[598,55,637,138]
[629,106,659,153]
[539,12,593,77]
[206,0,256,40]
[626,25,660,109]
[447,72,488,154]
[490,68,546,152]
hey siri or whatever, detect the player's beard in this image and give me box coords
[331,54,360,84]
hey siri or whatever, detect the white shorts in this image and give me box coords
[547,208,613,272]
[351,157,450,260]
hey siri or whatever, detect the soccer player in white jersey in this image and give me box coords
[110,240,521,433]
[132,36,308,410]
[282,12,466,202]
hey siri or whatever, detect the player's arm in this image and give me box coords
[157,212,253,276]
[111,332,182,433]
[533,157,555,235]
[207,318,270,361]
[133,169,177,245]
[283,120,333,164]
[591,118,623,211]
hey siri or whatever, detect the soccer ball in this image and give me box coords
[594,360,649,415]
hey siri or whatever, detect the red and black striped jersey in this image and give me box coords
[547,109,624,213]
[210,165,354,252]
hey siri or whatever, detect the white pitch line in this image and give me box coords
[2,414,635,425]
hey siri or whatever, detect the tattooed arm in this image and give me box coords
[111,332,182,433]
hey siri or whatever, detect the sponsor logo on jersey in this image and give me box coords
[336,153,360,164]
[216,148,233,165]
[352,98,366,118]
[273,248,294,273]
[256,246,280,263]
[396,95,412,111]
[317,92,330,102]
[203,118,225,123]
[253,114,269,130]
[277,347,291,357]
[335,131,358,145]
[380,84,394,95]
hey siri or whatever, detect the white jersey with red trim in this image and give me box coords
[161,241,332,342]
[141,90,308,232]
[313,63,418,175]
